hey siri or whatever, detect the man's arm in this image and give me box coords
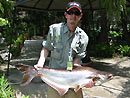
[34,48,49,69]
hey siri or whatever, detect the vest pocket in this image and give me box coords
[51,44,63,60]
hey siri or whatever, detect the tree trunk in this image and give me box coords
[97,11,109,44]
[121,11,130,45]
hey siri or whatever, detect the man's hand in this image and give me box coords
[34,64,43,70]
[84,81,95,88]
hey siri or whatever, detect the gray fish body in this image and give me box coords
[16,64,113,96]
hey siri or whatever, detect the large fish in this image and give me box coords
[16,64,113,96]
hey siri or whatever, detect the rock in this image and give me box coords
[0,56,4,63]
[0,38,5,44]
[0,50,12,61]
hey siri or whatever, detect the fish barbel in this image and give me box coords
[16,64,113,96]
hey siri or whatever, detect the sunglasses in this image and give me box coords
[67,10,81,16]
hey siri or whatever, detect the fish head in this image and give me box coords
[94,72,114,85]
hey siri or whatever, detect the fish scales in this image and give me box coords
[16,64,113,96]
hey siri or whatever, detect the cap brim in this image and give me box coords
[67,6,82,13]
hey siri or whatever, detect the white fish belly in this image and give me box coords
[39,70,94,89]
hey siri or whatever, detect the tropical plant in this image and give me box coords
[109,31,123,38]
[90,44,115,57]
[0,1,9,26]
[0,18,8,26]
[0,0,15,39]
[0,74,15,98]
[0,74,30,98]
[118,45,130,56]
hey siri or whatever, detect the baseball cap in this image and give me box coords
[66,1,82,13]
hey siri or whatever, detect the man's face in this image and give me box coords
[65,8,82,25]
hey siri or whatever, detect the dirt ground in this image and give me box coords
[0,56,130,98]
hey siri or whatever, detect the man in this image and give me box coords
[34,1,94,98]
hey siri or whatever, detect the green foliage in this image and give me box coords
[91,44,115,57]
[0,74,15,98]
[118,45,130,56]
[108,31,123,45]
[0,1,9,26]
[109,31,123,37]
[90,44,130,57]
[0,74,30,98]
[11,45,20,57]
[10,34,25,57]
[100,0,126,17]
[14,34,24,44]
[0,0,15,44]
[0,3,4,14]
[0,18,9,26]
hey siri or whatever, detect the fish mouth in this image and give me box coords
[94,74,114,85]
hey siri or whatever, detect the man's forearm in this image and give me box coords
[37,48,49,67]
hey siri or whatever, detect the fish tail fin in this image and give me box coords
[15,64,37,86]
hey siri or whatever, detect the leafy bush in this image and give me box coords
[10,34,25,57]
[0,74,15,98]
[0,74,30,98]
[109,31,123,37]
[91,44,115,57]
[118,45,130,56]
[11,45,20,57]
[0,18,9,26]
[108,31,123,45]
[14,34,24,45]
[90,44,130,57]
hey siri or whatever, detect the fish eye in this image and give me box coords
[93,77,100,82]
[107,74,113,79]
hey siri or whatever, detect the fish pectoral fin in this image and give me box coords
[74,85,81,92]
[49,86,68,96]
[41,77,68,96]
[55,87,68,96]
